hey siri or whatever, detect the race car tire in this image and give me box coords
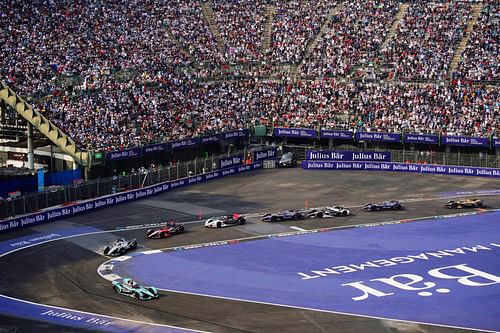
[132,291,139,299]
[216,222,222,228]
[316,212,324,218]
[103,247,110,255]
[148,287,158,297]
[131,241,137,249]
[113,286,120,294]
[271,216,278,222]
[178,226,185,233]
[342,211,348,216]
[238,218,246,225]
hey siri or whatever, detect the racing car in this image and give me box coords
[307,206,350,218]
[205,213,246,228]
[112,278,159,300]
[363,200,404,211]
[261,210,305,222]
[445,198,485,209]
[146,223,184,238]
[103,238,137,256]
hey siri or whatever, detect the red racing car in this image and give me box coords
[146,223,184,239]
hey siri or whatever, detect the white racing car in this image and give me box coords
[307,206,350,218]
[205,213,246,228]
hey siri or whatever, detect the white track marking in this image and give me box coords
[290,226,307,231]
[141,250,163,255]
[101,274,122,281]
[151,287,497,333]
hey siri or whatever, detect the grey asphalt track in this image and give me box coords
[1,168,499,333]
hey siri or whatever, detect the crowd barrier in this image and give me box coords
[302,161,500,178]
[0,161,264,233]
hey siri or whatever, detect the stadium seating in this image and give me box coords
[0,0,497,152]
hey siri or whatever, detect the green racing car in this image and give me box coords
[112,278,159,300]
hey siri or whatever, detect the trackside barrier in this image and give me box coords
[0,162,264,234]
[302,161,500,178]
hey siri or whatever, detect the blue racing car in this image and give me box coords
[363,200,404,211]
[261,210,305,222]
[112,278,159,300]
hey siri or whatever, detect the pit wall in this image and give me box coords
[0,162,264,233]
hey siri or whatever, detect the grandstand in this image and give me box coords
[0,0,498,166]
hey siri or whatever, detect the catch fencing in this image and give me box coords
[0,151,247,220]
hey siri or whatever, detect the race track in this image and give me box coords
[1,168,499,333]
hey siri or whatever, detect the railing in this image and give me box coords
[0,151,244,220]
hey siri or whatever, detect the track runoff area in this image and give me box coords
[104,210,500,333]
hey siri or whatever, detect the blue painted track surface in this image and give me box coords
[115,212,500,332]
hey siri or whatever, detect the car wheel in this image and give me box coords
[113,286,120,293]
[103,247,110,255]
[132,292,139,299]
[271,216,278,222]
[132,241,137,249]
[216,222,222,228]
[342,211,348,216]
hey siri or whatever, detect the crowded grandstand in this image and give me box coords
[0,0,498,152]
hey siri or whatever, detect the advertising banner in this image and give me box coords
[403,134,439,145]
[273,128,318,138]
[254,148,277,161]
[219,155,243,169]
[221,129,249,140]
[306,151,390,162]
[200,134,220,144]
[107,147,142,161]
[143,143,169,155]
[319,130,353,140]
[355,132,401,143]
[441,136,489,147]
[170,138,199,150]
[492,138,500,148]
[302,161,500,178]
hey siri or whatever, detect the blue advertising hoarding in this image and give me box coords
[170,138,199,150]
[273,128,317,138]
[107,147,142,161]
[219,155,243,169]
[254,148,277,161]
[306,151,391,162]
[355,132,401,143]
[143,143,169,155]
[200,134,220,144]
[441,136,489,147]
[403,134,439,145]
[319,130,353,140]
[492,138,500,148]
[302,161,500,178]
[221,129,249,140]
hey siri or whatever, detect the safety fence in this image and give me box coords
[0,150,256,220]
